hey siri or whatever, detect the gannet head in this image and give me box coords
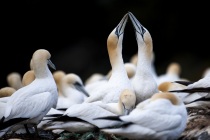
[130,53,138,65]
[107,13,128,50]
[85,73,105,85]
[150,92,181,105]
[62,73,89,97]
[53,70,66,86]
[7,72,23,90]
[52,70,66,96]
[124,63,136,79]
[128,11,153,60]
[119,89,136,115]
[158,82,171,92]
[0,87,16,97]
[166,62,181,75]
[32,49,56,71]
[22,70,35,86]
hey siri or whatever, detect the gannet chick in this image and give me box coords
[94,91,187,140]
[0,87,16,98]
[92,89,136,115]
[85,13,133,103]
[6,72,23,90]
[0,49,58,138]
[128,12,158,104]
[56,73,89,109]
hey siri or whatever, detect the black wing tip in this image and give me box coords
[173,80,194,86]
[93,116,121,121]
[0,117,29,130]
[45,114,63,118]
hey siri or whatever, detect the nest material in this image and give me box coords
[179,107,210,140]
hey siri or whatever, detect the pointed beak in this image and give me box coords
[128,12,146,39]
[74,82,90,97]
[122,103,133,115]
[47,59,56,70]
[115,13,128,38]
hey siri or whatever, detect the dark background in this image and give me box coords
[1,0,209,87]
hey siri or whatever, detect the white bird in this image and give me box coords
[6,72,23,90]
[42,103,120,130]
[0,49,58,138]
[128,12,159,104]
[56,73,89,109]
[158,81,189,101]
[0,64,35,104]
[169,74,210,104]
[0,88,16,119]
[42,89,136,133]
[91,89,136,115]
[85,13,133,103]
[130,52,158,81]
[94,91,188,140]
[85,63,136,98]
[85,73,107,86]
[156,62,183,86]
[37,107,65,132]
[0,102,6,119]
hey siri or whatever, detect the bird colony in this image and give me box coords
[0,12,209,140]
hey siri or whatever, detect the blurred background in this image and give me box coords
[1,0,209,87]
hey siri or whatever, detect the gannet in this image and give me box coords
[156,62,183,86]
[42,88,136,133]
[0,88,16,118]
[169,74,210,104]
[42,103,120,131]
[6,72,23,90]
[85,73,106,85]
[92,89,136,115]
[0,49,58,138]
[128,12,159,104]
[85,62,136,97]
[130,52,158,81]
[85,13,133,103]
[56,73,89,109]
[158,81,189,100]
[94,91,188,140]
